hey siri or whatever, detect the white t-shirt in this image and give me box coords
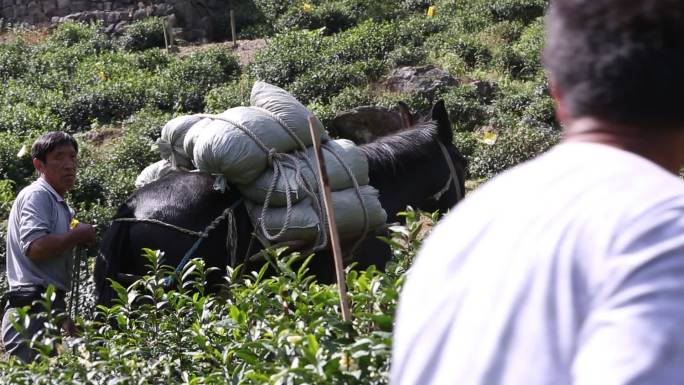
[391,142,684,385]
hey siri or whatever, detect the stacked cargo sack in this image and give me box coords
[137,81,387,250]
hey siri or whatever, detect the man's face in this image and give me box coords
[33,144,78,196]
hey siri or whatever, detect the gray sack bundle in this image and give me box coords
[245,185,387,243]
[238,139,369,206]
[192,82,328,185]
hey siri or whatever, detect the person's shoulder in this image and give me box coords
[14,180,54,205]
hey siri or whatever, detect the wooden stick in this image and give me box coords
[230,8,237,48]
[308,116,352,323]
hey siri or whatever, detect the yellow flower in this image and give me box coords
[70,218,80,230]
[303,2,313,13]
[427,6,435,17]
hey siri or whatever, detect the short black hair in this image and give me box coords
[31,131,78,162]
[544,0,684,128]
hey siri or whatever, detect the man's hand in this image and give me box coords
[71,223,97,247]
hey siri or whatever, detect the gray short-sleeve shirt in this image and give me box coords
[5,177,75,291]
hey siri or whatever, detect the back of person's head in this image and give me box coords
[544,0,684,128]
[31,131,78,163]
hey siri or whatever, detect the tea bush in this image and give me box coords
[205,77,254,113]
[249,30,326,86]
[469,124,560,178]
[117,17,167,52]
[0,209,434,384]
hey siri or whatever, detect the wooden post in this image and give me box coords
[230,8,237,48]
[308,117,352,323]
[162,17,170,52]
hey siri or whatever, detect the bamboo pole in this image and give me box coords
[308,117,352,323]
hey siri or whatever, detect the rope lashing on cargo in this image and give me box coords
[113,199,241,282]
[195,113,370,253]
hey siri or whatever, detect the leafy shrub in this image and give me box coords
[494,18,544,79]
[326,20,399,64]
[0,40,35,80]
[0,101,64,135]
[487,0,547,24]
[0,131,37,188]
[128,47,172,71]
[71,151,139,209]
[123,107,173,141]
[117,17,167,52]
[452,131,480,162]
[45,21,111,53]
[469,124,560,178]
[148,48,240,113]
[290,63,367,104]
[374,90,431,116]
[56,80,148,130]
[0,179,15,219]
[275,2,356,33]
[387,45,427,68]
[439,84,490,131]
[205,77,254,113]
[395,15,448,48]
[250,30,326,86]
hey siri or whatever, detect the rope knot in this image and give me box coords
[267,148,278,166]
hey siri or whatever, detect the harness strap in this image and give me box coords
[113,199,242,288]
[437,140,463,202]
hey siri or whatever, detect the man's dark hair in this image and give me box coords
[31,131,78,162]
[544,0,684,128]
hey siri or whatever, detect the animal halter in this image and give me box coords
[436,139,463,202]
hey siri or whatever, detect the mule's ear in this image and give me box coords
[432,100,453,144]
[397,101,414,128]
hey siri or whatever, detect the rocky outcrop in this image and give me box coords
[0,0,230,42]
[382,65,458,101]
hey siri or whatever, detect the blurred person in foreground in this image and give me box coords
[391,0,684,384]
[1,131,96,363]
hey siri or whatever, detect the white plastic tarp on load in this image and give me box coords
[239,139,369,206]
[134,159,174,188]
[245,185,387,243]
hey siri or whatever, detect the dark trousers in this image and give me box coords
[1,286,66,363]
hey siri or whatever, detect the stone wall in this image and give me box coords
[0,0,230,42]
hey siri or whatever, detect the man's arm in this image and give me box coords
[26,223,96,263]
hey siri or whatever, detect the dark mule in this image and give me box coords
[95,100,466,306]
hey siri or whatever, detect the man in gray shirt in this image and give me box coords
[2,131,96,363]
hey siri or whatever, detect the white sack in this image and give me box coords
[182,117,213,165]
[135,160,174,188]
[193,106,318,184]
[250,81,329,146]
[239,139,369,206]
[246,185,387,243]
[157,115,200,169]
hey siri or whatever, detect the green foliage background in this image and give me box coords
[0,0,560,381]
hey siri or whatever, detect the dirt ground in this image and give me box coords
[177,38,267,67]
